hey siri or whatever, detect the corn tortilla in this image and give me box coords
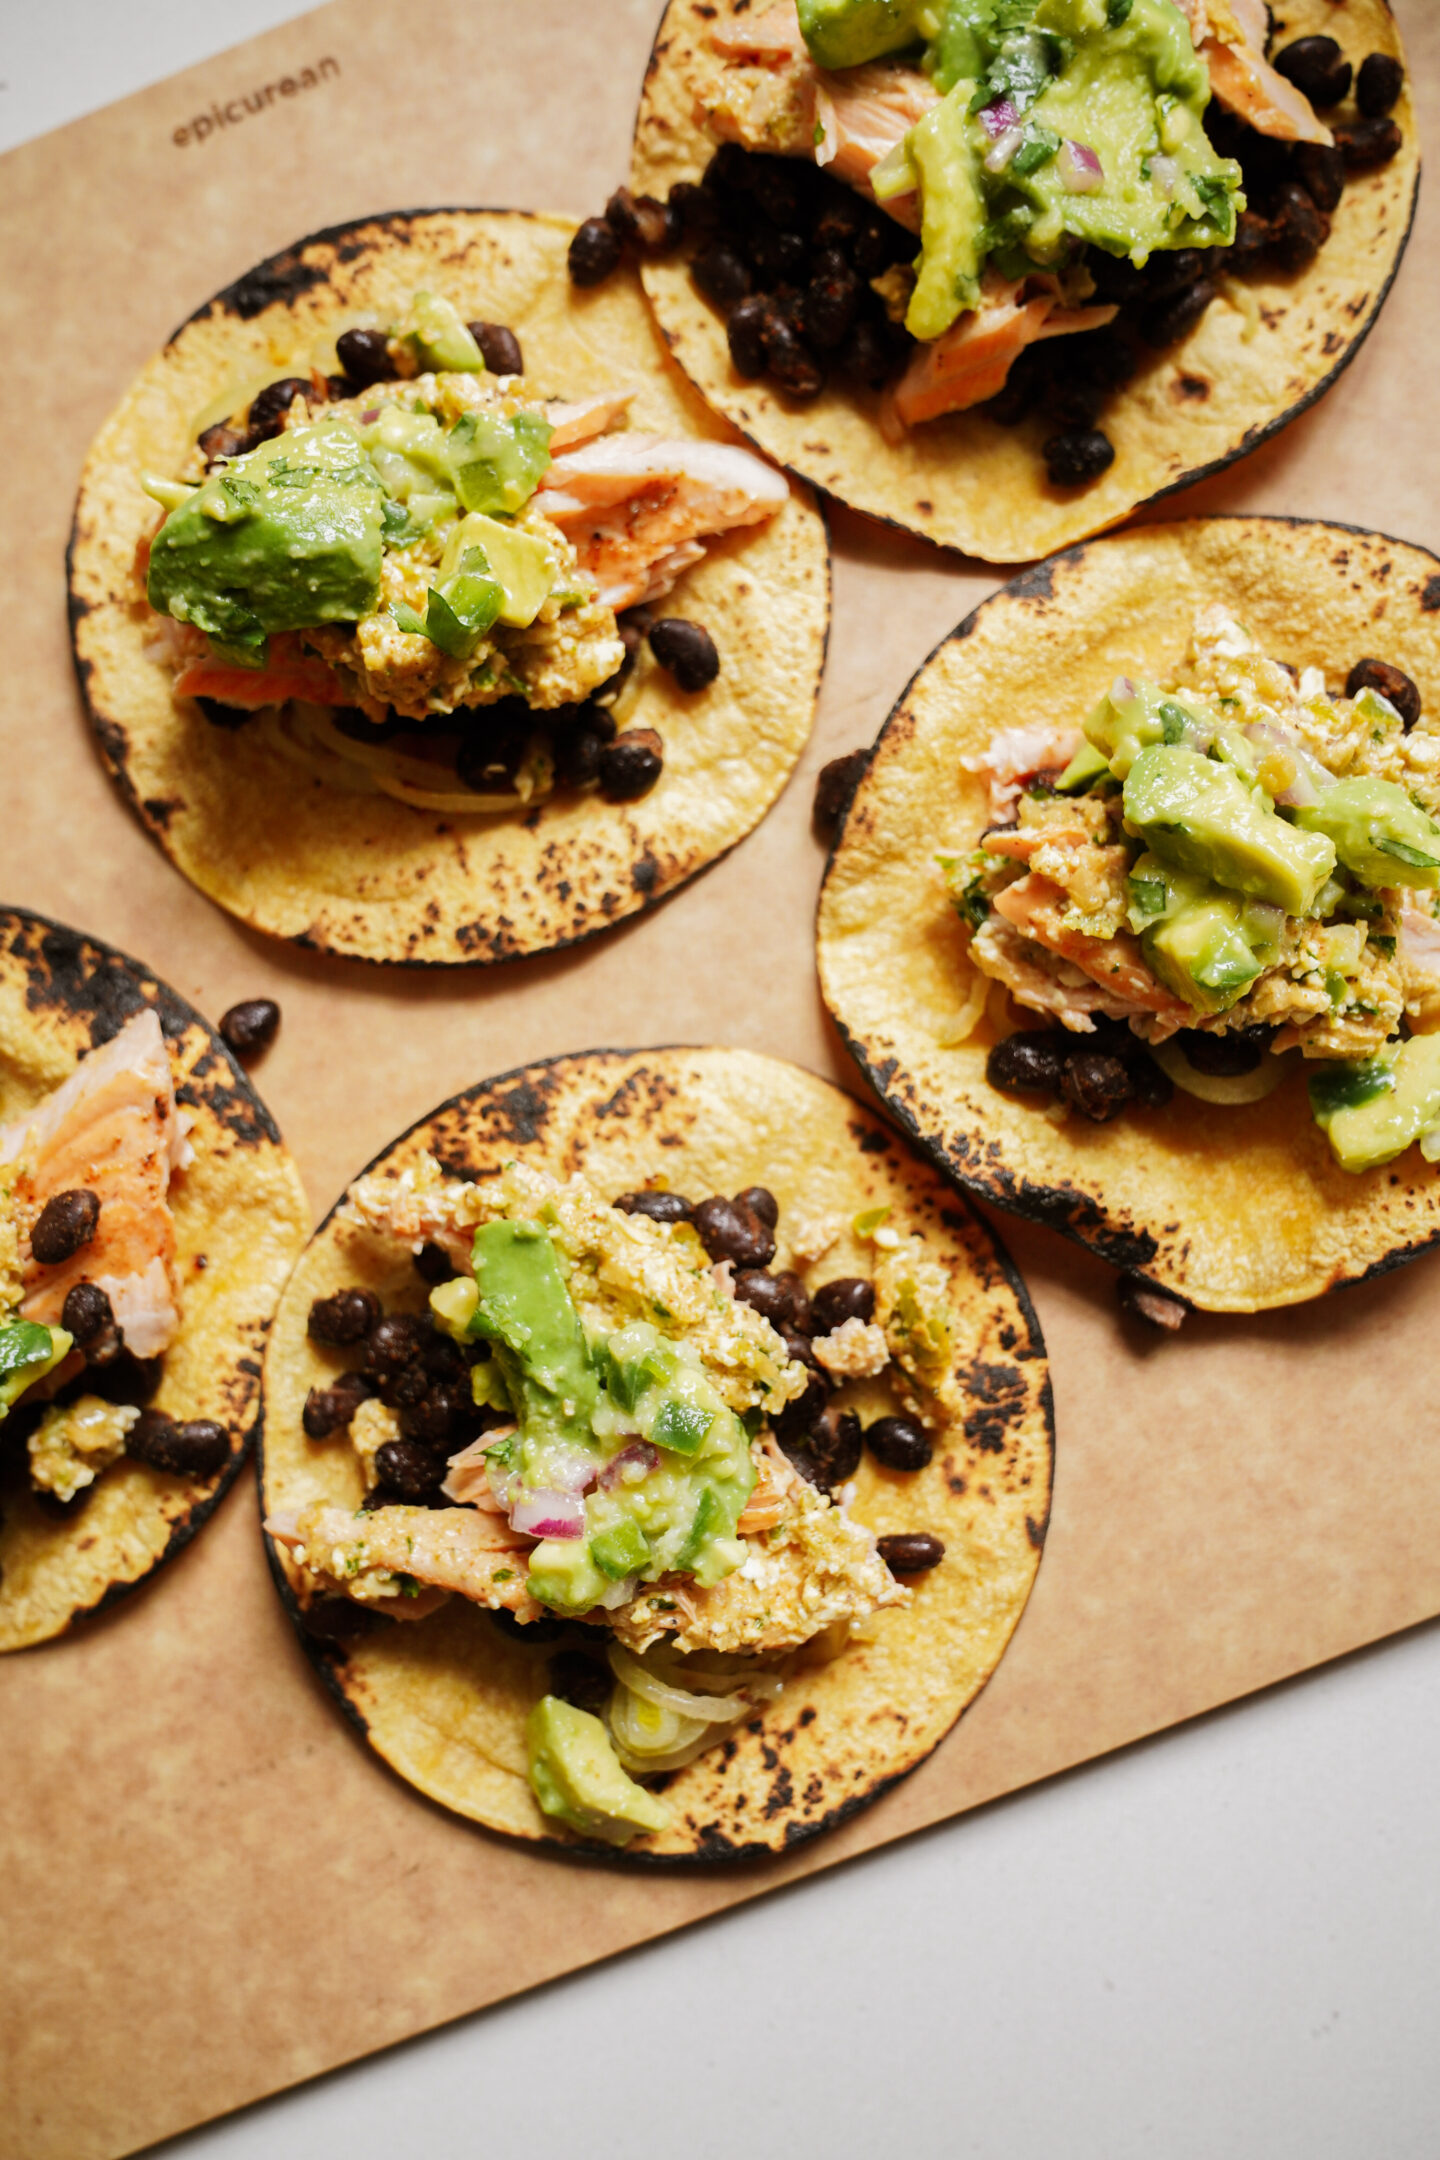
[68,209,830,967]
[818,515,1440,1313]
[0,910,308,1650]
[259,1047,1052,1861]
[631,0,1418,564]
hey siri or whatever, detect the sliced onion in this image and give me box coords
[598,1440,659,1491]
[1059,139,1104,194]
[984,125,1024,175]
[510,1488,585,1539]
[1148,153,1179,200]
[979,97,1019,138]
[608,1687,710,1759]
[1153,1040,1294,1106]
[609,1643,747,1723]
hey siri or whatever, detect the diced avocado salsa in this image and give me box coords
[803,0,1242,340]
[0,1317,70,1417]
[432,1218,757,1615]
[143,290,562,676]
[953,607,1440,1174]
[526,1695,670,1845]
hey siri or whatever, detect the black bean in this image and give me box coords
[1086,250,1149,305]
[33,1487,90,1520]
[1128,1056,1175,1111]
[733,1185,778,1229]
[1346,657,1421,729]
[1044,428,1116,488]
[549,1648,612,1712]
[877,1531,944,1572]
[1176,1028,1263,1077]
[301,1596,379,1642]
[648,618,719,694]
[810,1277,875,1334]
[1116,1269,1188,1333]
[703,142,755,197]
[1357,52,1404,119]
[456,715,529,795]
[691,1195,776,1269]
[1139,246,1210,300]
[1273,35,1352,109]
[669,180,720,240]
[218,998,280,1062]
[1268,181,1328,273]
[1062,1051,1134,1122]
[84,1350,161,1406]
[800,269,860,353]
[195,694,253,730]
[336,326,397,387]
[1045,376,1107,433]
[247,377,311,439]
[803,1404,863,1488]
[734,1269,811,1331]
[302,1371,373,1440]
[813,749,868,837]
[553,721,612,790]
[762,315,825,398]
[598,728,664,802]
[780,1324,825,1378]
[1293,144,1345,215]
[360,1483,403,1512]
[693,242,752,309]
[467,321,524,376]
[814,194,863,253]
[987,1031,1068,1097]
[727,295,770,379]
[615,1190,693,1224]
[1333,117,1402,171]
[413,1242,457,1286]
[374,1360,429,1412]
[606,186,681,255]
[31,1189,100,1267]
[1228,207,1277,268]
[61,1281,115,1347]
[487,1607,566,1643]
[775,1371,831,1458]
[126,1411,230,1478]
[395,1388,460,1449]
[308,1287,381,1347]
[834,316,896,391]
[197,421,253,467]
[421,1328,465,1381]
[569,215,622,285]
[750,158,813,232]
[373,1438,447,1502]
[362,1312,428,1376]
[866,1415,933,1472]
[1139,278,1216,349]
[851,210,895,276]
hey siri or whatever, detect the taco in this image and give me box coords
[259,1047,1051,1859]
[612,0,1417,561]
[818,514,1440,1314]
[0,911,307,1650]
[68,209,829,967]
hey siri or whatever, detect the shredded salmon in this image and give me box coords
[269,1501,544,1618]
[992,875,1189,1020]
[888,274,1119,429]
[173,653,346,708]
[543,389,638,451]
[1196,0,1331,145]
[0,1009,184,1358]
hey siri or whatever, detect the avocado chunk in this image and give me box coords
[1123,745,1336,916]
[904,82,989,336]
[0,1319,71,1418]
[1310,1036,1440,1172]
[470,1220,599,1455]
[1143,892,1266,1013]
[446,409,553,519]
[796,0,926,70]
[526,1696,670,1845]
[439,512,555,629]
[1293,778,1440,893]
[146,421,385,660]
[395,291,483,373]
[1085,680,1211,779]
[1055,740,1112,794]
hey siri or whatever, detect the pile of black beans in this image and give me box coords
[987,1019,1175,1124]
[303,1259,502,1510]
[571,38,1403,491]
[615,1181,943,1571]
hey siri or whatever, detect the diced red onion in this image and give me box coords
[979,98,1019,138]
[1148,154,1179,200]
[1111,676,1136,702]
[510,1488,586,1540]
[1059,140,1104,194]
[361,407,380,424]
[1243,720,1325,807]
[984,125,1024,175]
[598,1440,659,1491]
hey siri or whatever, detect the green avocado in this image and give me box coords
[526,1695,670,1845]
[1293,778,1440,893]
[1084,679,1211,779]
[1123,745,1336,917]
[396,290,483,373]
[470,1219,600,1456]
[0,1319,71,1418]
[797,0,927,70]
[1143,892,1266,1013]
[1310,1036,1440,1173]
[439,512,555,629]
[146,421,385,660]
[447,409,553,518]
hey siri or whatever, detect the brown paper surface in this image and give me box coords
[1,4,1437,2154]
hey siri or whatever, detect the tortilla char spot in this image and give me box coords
[916,499,933,515]
[1322,330,1343,356]
[207,248,328,323]
[1173,374,1210,402]
[142,797,182,830]
[762,1766,795,1818]
[802,1773,825,1808]
[1026,1511,1048,1550]
[631,851,659,894]
[485,1079,554,1145]
[1420,576,1440,613]
[856,1125,889,1154]
[798,1705,816,1727]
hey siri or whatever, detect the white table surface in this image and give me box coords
[6,9,1438,2155]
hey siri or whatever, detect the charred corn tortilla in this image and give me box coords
[259,1048,1051,1860]
[631,0,1418,564]
[68,209,829,967]
[818,515,1440,1313]
[0,911,307,1650]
